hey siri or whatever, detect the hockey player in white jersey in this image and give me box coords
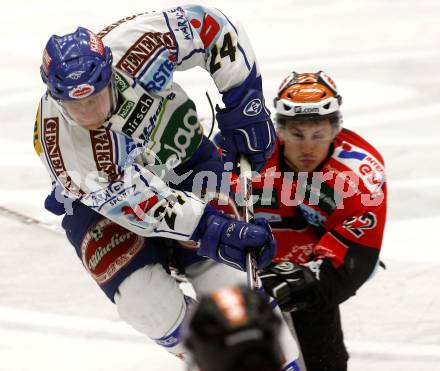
[34,4,279,361]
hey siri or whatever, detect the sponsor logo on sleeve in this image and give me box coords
[358,158,385,194]
[85,182,136,210]
[117,100,135,119]
[334,143,385,194]
[167,7,192,41]
[121,93,154,135]
[121,194,159,221]
[338,148,367,160]
[152,100,203,165]
[188,12,221,48]
[121,192,186,231]
[43,117,83,195]
[113,71,130,92]
[116,32,176,76]
[89,128,119,181]
[143,58,175,91]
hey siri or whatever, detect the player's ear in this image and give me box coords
[332,124,342,138]
[276,125,286,143]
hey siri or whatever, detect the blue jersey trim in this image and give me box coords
[163,11,180,63]
[237,42,251,71]
[136,46,168,83]
[217,7,251,70]
[111,131,119,166]
[177,48,205,66]
[182,190,205,205]
[39,99,60,183]
[216,8,238,34]
[153,229,190,238]
[132,164,151,188]
[221,64,261,108]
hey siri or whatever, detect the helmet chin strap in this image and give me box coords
[55,97,78,125]
[106,79,119,121]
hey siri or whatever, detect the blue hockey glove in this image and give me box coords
[216,89,275,173]
[193,206,276,271]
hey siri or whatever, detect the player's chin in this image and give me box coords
[82,122,104,130]
[296,160,317,172]
[78,116,107,130]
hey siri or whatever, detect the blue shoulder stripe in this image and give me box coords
[222,64,262,108]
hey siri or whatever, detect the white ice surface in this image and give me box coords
[1,0,440,370]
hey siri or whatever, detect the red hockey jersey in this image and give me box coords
[253,128,387,306]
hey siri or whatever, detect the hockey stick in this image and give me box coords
[0,205,63,235]
[238,157,305,370]
[238,155,259,290]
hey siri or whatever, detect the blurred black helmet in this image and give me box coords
[184,286,283,371]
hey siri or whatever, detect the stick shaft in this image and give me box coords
[238,155,258,290]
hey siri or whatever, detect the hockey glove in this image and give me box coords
[193,206,276,271]
[259,261,319,312]
[216,89,275,173]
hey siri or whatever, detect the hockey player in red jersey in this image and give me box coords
[256,71,387,371]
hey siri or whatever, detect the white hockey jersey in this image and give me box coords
[34,5,261,241]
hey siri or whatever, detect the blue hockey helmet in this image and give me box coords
[41,27,113,100]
